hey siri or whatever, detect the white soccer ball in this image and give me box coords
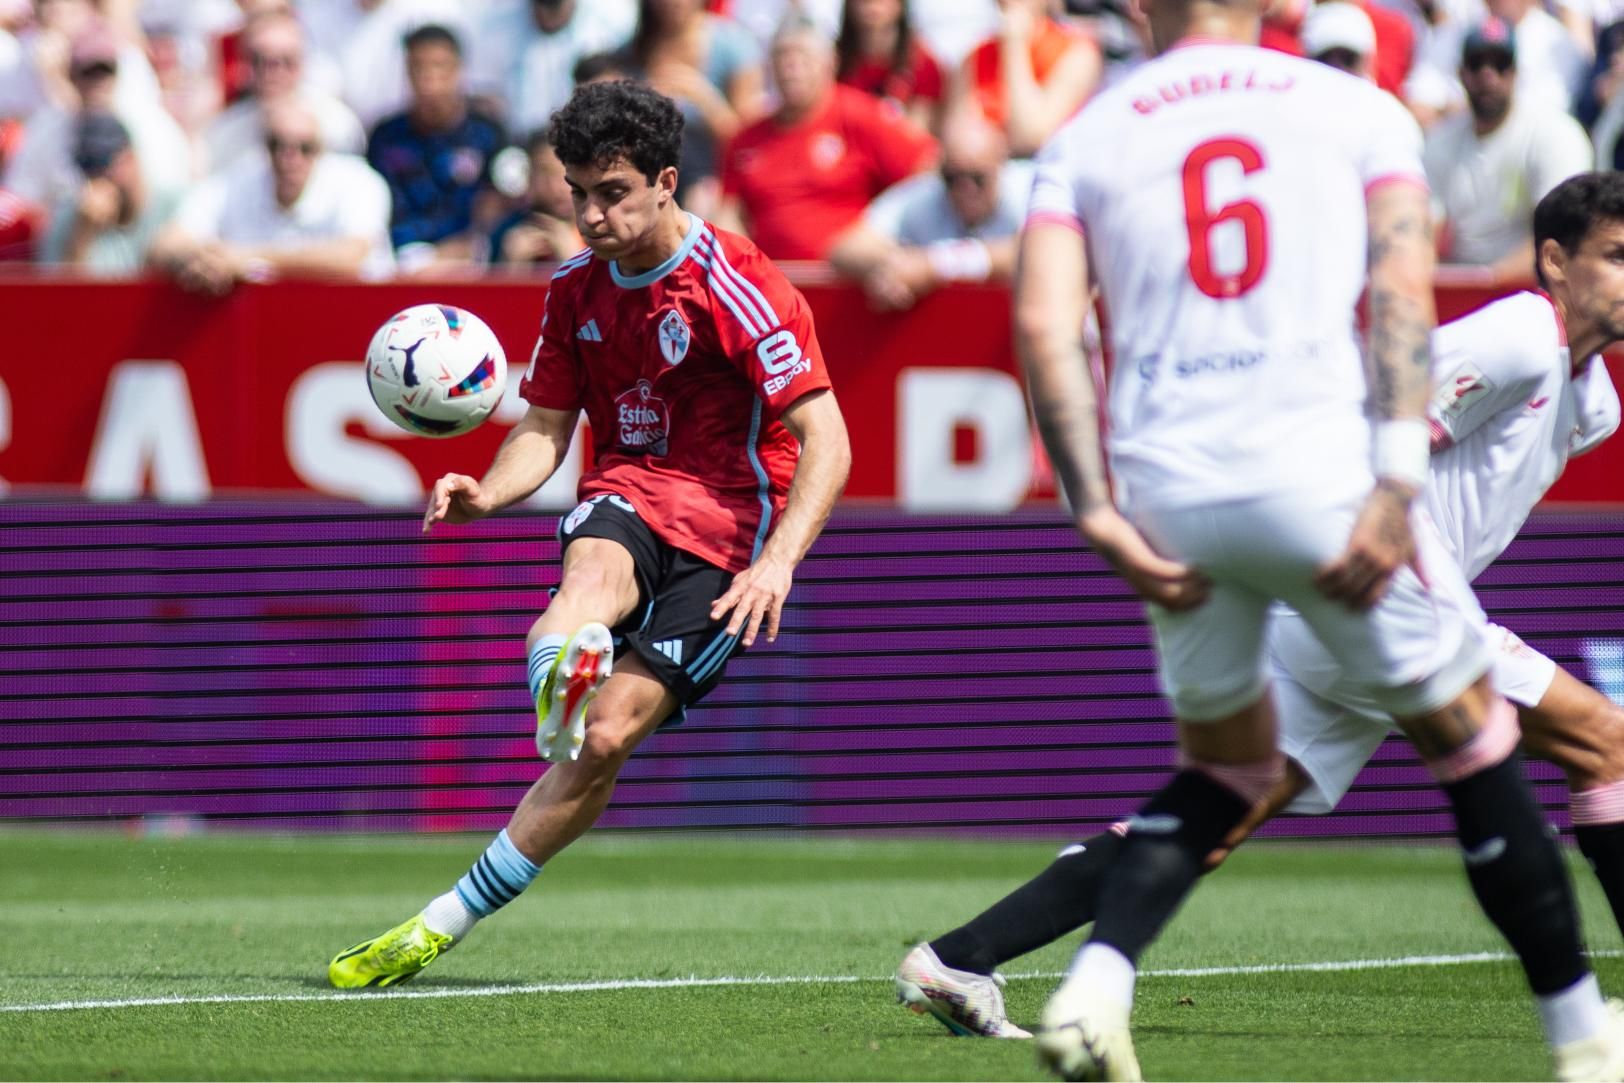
[365,303,508,438]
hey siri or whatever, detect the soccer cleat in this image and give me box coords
[535,621,614,763]
[1556,999,1624,1082]
[1036,974,1142,1082]
[895,942,1032,1039]
[327,915,454,989]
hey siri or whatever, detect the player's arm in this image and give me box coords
[422,404,578,533]
[1016,221,1208,610]
[1316,180,1435,609]
[710,388,852,646]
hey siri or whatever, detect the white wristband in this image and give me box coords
[926,239,992,282]
[1373,419,1430,489]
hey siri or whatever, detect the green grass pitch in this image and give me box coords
[4,829,1623,1081]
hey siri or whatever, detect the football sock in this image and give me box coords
[433,829,543,932]
[527,633,567,704]
[929,831,1126,974]
[421,890,479,940]
[1537,973,1611,1048]
[1439,752,1589,996]
[1088,769,1255,966]
[1572,785,1624,937]
[1067,942,1137,1014]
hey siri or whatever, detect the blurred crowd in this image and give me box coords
[0,0,1613,298]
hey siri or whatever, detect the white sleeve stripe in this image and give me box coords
[696,233,774,333]
[550,249,593,279]
[697,231,780,328]
[691,249,769,339]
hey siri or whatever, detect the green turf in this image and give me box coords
[3,829,1621,1080]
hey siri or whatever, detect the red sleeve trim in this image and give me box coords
[1026,210,1085,236]
[1428,417,1453,452]
[1365,173,1428,199]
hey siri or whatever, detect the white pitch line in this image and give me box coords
[9,949,1619,1015]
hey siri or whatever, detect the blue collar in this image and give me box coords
[610,213,703,289]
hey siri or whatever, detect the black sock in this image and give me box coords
[930,831,1127,975]
[1091,770,1252,965]
[1445,753,1588,995]
[1575,821,1624,940]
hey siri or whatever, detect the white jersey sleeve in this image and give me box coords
[1426,309,1549,449]
[1570,356,1622,456]
[1026,146,1083,233]
[1352,87,1428,190]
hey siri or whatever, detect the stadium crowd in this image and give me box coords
[0,0,1612,292]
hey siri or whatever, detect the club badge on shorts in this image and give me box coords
[658,308,690,367]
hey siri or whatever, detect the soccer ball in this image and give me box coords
[365,304,508,438]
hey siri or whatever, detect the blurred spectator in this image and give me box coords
[0,182,34,259]
[709,0,842,52]
[41,109,177,271]
[1423,18,1592,282]
[203,11,363,172]
[366,23,505,270]
[302,0,469,131]
[137,0,228,138]
[151,97,392,293]
[950,0,1101,157]
[4,19,191,229]
[1588,20,1624,165]
[467,0,634,135]
[828,110,1030,310]
[1268,0,1412,95]
[836,0,946,131]
[717,15,935,260]
[1486,0,1589,113]
[487,126,580,265]
[614,0,764,219]
[1301,1,1377,80]
[573,50,632,86]
[0,0,37,119]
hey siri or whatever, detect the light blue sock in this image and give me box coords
[452,829,542,918]
[527,634,566,704]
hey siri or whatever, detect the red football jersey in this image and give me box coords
[520,217,832,574]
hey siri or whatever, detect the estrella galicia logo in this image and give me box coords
[658,308,690,366]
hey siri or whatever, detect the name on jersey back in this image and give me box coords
[1132,70,1296,117]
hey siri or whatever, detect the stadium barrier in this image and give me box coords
[0,276,1620,837]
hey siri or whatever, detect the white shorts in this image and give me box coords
[1278,618,1559,815]
[1134,485,1491,722]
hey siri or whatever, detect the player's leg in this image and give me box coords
[1513,645,1624,937]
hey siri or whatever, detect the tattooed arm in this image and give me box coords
[1015,222,1209,611]
[1315,180,1437,609]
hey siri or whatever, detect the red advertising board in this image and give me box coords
[0,273,1617,507]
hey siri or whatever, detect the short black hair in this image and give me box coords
[403,23,461,57]
[548,80,683,185]
[1532,172,1624,287]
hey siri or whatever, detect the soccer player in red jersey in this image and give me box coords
[328,80,851,989]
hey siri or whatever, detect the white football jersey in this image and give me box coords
[1028,42,1426,511]
[1426,291,1621,579]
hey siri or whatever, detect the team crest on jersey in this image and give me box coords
[1431,361,1496,422]
[658,308,690,366]
[614,379,670,457]
[811,133,845,170]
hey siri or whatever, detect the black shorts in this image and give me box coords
[557,492,745,720]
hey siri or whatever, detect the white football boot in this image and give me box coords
[1036,972,1142,1082]
[895,942,1032,1039]
[535,622,614,762]
[1556,999,1624,1082]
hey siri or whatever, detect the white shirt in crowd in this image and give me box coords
[298,0,470,130]
[1425,290,1621,580]
[173,151,394,278]
[1028,44,1424,512]
[3,97,191,208]
[863,159,1035,245]
[1403,3,1586,117]
[465,0,635,137]
[202,87,365,172]
[1423,103,1592,265]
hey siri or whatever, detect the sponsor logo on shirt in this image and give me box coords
[658,308,690,366]
[1432,362,1495,421]
[757,330,812,396]
[810,133,845,170]
[614,379,670,457]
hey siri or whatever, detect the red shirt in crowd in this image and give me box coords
[963,18,1094,128]
[839,40,946,113]
[520,218,832,573]
[721,83,937,260]
[1263,0,1415,96]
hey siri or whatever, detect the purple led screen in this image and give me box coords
[3,502,1623,838]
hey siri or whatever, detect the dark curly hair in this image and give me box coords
[548,80,684,185]
[1533,172,1624,288]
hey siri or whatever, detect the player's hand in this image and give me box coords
[710,555,794,647]
[422,473,492,533]
[1078,504,1210,611]
[1315,480,1417,610]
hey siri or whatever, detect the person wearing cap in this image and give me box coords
[151,97,392,294]
[1423,16,1593,285]
[1301,1,1377,81]
[40,109,178,273]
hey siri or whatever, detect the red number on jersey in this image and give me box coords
[1182,138,1268,300]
